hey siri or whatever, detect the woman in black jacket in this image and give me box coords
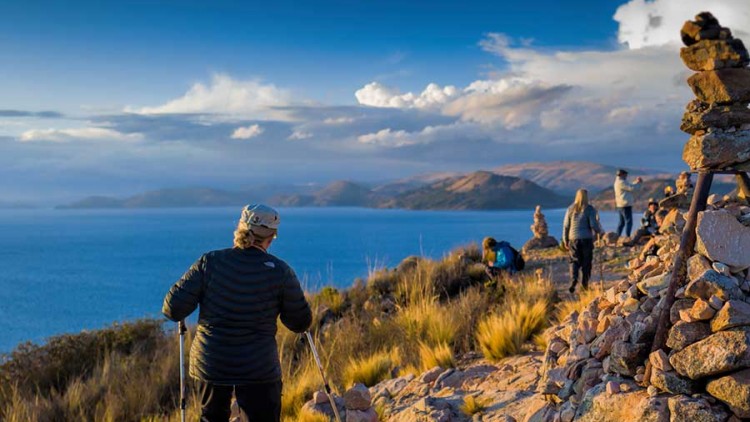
[163,204,312,422]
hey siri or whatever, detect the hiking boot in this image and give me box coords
[568,285,576,294]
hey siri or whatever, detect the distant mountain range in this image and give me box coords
[57,161,697,211]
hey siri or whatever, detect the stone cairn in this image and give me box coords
[522,205,560,253]
[534,13,750,422]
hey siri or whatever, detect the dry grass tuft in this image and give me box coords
[476,298,550,362]
[460,395,489,416]
[418,342,455,372]
[555,286,603,323]
[343,349,400,388]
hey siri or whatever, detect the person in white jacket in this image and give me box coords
[613,169,643,238]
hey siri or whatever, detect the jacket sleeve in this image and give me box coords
[562,208,571,245]
[162,255,206,322]
[589,207,603,235]
[620,179,641,192]
[279,266,312,333]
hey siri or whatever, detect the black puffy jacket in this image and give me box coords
[162,247,312,384]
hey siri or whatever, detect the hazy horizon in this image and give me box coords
[2,0,749,203]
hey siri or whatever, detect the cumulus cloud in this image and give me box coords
[19,127,143,142]
[128,73,292,118]
[355,82,459,109]
[323,116,355,125]
[230,124,264,139]
[614,0,750,49]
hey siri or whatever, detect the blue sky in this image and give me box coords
[1,0,749,202]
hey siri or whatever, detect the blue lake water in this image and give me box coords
[0,207,621,352]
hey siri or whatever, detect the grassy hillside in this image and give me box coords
[1,244,599,421]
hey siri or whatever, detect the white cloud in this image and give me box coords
[19,127,143,142]
[128,73,292,118]
[230,124,264,139]
[288,130,312,140]
[357,123,483,148]
[355,82,459,109]
[614,0,750,49]
[323,116,355,125]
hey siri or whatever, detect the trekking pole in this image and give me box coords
[178,320,187,422]
[304,331,342,422]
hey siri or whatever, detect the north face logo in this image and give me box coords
[264,261,275,268]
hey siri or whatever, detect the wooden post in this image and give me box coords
[737,172,750,203]
[650,172,714,354]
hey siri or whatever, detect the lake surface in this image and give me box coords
[0,207,621,352]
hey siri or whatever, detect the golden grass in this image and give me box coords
[476,299,549,362]
[294,407,330,422]
[281,361,322,419]
[555,286,603,323]
[418,341,455,372]
[343,349,400,388]
[395,297,458,347]
[460,395,489,416]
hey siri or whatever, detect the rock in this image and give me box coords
[713,262,732,276]
[650,368,697,395]
[671,299,696,324]
[574,383,667,422]
[708,295,725,311]
[681,12,726,46]
[523,236,559,253]
[684,269,744,301]
[622,298,640,313]
[314,390,331,404]
[681,39,750,71]
[689,298,716,321]
[606,381,620,395]
[433,368,456,389]
[688,254,714,283]
[637,274,670,296]
[682,100,750,134]
[523,396,556,422]
[687,68,750,104]
[420,366,444,384]
[679,308,699,323]
[590,319,631,360]
[649,350,673,372]
[667,395,729,422]
[346,408,378,422]
[670,330,750,379]
[667,320,712,351]
[705,368,750,418]
[683,129,750,171]
[609,341,649,377]
[711,300,750,332]
[696,210,750,271]
[344,384,372,411]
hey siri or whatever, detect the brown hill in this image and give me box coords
[385,171,569,210]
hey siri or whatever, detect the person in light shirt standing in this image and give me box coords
[613,169,642,239]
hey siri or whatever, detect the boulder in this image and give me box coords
[687,68,750,104]
[590,319,631,360]
[705,368,750,418]
[574,383,668,422]
[649,368,697,395]
[522,235,559,253]
[667,395,729,422]
[637,274,670,296]
[682,100,750,135]
[689,298,716,321]
[609,341,649,377]
[711,300,750,332]
[680,39,750,71]
[696,210,750,271]
[683,129,750,170]
[670,330,750,379]
[684,269,744,301]
[346,408,378,422]
[344,384,372,411]
[649,349,673,372]
[688,254,714,283]
[666,320,712,351]
[681,12,729,46]
[671,299,696,324]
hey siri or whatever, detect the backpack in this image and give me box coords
[493,241,518,272]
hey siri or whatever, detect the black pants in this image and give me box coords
[197,380,282,422]
[569,239,594,290]
[616,206,633,237]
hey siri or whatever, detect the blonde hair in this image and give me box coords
[572,189,589,214]
[233,220,276,249]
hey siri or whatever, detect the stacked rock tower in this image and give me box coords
[680,12,750,172]
[533,12,750,422]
